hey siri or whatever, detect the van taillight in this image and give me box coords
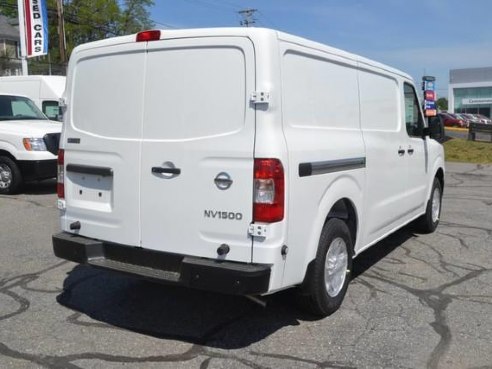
[57,149,64,199]
[253,159,284,223]
[136,30,161,42]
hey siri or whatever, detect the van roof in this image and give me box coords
[0,75,66,96]
[72,27,412,81]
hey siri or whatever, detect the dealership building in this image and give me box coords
[448,66,492,118]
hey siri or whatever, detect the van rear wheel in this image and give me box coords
[297,218,353,317]
[0,156,22,195]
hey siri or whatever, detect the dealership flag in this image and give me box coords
[23,0,49,57]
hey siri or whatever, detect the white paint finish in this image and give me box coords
[358,69,410,248]
[62,42,146,246]
[139,38,256,262]
[142,40,247,140]
[282,49,360,130]
[71,44,146,139]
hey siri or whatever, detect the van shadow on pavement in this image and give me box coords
[22,178,56,195]
[56,227,416,349]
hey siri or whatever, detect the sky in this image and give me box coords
[150,0,492,98]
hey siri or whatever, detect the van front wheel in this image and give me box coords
[297,218,353,317]
[0,156,22,194]
[415,177,442,233]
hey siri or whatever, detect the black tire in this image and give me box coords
[297,218,353,317]
[415,177,442,233]
[0,156,22,194]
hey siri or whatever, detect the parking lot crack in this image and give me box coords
[365,268,489,369]
[249,351,357,369]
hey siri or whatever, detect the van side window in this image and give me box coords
[42,101,60,121]
[404,83,424,137]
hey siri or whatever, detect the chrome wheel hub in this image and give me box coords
[431,187,441,223]
[0,164,12,189]
[325,237,348,297]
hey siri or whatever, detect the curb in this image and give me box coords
[445,127,468,132]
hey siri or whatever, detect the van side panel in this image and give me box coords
[279,44,366,287]
[357,68,410,250]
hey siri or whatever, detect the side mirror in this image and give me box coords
[426,116,445,143]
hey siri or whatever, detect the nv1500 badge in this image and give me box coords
[204,210,243,220]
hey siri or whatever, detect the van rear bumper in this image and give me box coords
[52,232,271,295]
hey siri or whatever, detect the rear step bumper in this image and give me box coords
[52,232,271,295]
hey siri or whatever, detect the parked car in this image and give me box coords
[438,113,467,128]
[0,94,61,194]
[453,113,470,128]
[52,28,445,317]
[475,114,492,124]
[461,113,481,124]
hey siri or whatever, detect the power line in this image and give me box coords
[256,9,277,29]
[238,8,257,27]
[151,19,177,29]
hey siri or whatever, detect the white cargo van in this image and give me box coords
[0,94,61,194]
[0,76,65,121]
[53,28,445,316]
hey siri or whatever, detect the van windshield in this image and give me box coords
[0,95,47,121]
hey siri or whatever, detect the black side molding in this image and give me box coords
[66,164,113,177]
[299,157,366,177]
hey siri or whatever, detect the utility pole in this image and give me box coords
[238,8,257,27]
[16,0,28,75]
[56,0,67,66]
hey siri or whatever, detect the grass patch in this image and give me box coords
[444,138,492,163]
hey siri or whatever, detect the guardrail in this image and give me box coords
[468,123,492,142]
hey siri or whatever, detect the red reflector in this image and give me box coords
[253,159,284,223]
[57,149,64,199]
[136,30,161,42]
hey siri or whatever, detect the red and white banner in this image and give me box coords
[23,0,49,58]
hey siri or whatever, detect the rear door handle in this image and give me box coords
[398,149,405,156]
[407,148,414,155]
[151,167,181,175]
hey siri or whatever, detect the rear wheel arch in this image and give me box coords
[300,196,358,290]
[297,217,353,316]
[325,198,358,255]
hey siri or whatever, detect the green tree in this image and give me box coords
[437,97,448,111]
[0,0,17,18]
[118,0,154,34]
[0,0,154,74]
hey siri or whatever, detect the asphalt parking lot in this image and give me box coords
[0,162,491,369]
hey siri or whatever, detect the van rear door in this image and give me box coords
[140,37,256,262]
[64,42,146,246]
